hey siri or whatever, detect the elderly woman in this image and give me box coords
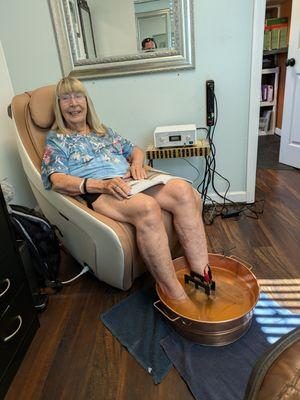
[41,77,211,303]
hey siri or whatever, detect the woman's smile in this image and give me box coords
[60,98,87,130]
[68,108,83,117]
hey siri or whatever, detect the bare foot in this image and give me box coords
[158,279,187,301]
[166,296,201,319]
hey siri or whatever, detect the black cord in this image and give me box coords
[180,158,202,183]
[198,95,225,217]
[199,90,264,224]
[196,126,209,134]
[237,199,265,219]
[208,94,234,206]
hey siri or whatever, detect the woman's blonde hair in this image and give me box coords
[52,77,106,135]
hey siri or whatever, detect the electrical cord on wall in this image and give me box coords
[195,92,264,224]
[196,93,231,223]
[180,158,202,183]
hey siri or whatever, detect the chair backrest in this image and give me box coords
[11,85,55,171]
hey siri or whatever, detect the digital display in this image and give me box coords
[169,135,181,142]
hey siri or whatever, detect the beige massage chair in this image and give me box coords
[11,85,182,290]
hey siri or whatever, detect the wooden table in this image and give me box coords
[146,139,210,166]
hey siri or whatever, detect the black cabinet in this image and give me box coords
[0,187,39,399]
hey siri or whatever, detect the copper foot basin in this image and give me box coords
[154,254,260,346]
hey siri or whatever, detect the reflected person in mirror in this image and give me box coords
[142,37,157,51]
[41,77,211,308]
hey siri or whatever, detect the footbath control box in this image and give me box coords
[154,124,197,148]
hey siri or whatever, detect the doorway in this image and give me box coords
[257,0,293,170]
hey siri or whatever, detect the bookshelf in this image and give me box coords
[262,0,292,134]
[260,67,279,135]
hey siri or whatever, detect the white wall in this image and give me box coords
[135,0,172,49]
[0,0,61,92]
[0,41,35,206]
[138,15,167,42]
[89,0,138,57]
[135,0,170,14]
[0,0,255,202]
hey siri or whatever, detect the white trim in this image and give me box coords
[208,191,247,204]
[246,0,266,203]
[275,127,281,136]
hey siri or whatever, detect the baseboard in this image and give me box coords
[275,127,281,136]
[205,191,248,204]
[258,130,267,136]
[259,130,275,136]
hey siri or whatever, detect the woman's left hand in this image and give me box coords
[124,163,148,180]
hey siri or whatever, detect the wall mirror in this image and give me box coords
[49,0,194,79]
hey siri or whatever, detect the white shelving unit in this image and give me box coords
[260,67,279,135]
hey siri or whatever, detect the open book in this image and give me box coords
[127,171,192,196]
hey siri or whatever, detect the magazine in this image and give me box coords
[127,170,192,196]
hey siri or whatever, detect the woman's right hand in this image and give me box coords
[101,177,131,200]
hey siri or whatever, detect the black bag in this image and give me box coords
[9,204,62,290]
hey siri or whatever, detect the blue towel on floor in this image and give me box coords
[160,293,300,400]
[101,286,300,398]
[100,284,172,384]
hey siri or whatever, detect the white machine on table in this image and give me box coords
[154,124,197,148]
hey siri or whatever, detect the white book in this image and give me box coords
[128,171,191,196]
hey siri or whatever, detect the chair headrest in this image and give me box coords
[29,85,55,129]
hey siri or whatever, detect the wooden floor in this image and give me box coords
[5,168,300,400]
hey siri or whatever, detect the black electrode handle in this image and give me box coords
[206,80,215,127]
[285,58,296,67]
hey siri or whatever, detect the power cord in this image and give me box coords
[174,90,264,224]
[196,91,264,224]
[61,264,90,284]
[180,158,202,183]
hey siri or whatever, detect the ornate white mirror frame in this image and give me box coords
[49,0,195,79]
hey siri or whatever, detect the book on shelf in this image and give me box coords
[261,85,267,102]
[261,84,274,103]
[259,110,272,134]
[279,26,288,48]
[264,30,272,51]
[267,85,274,102]
[265,17,288,27]
[271,29,280,49]
[259,117,267,133]
[261,85,268,102]
[264,17,288,50]
[127,171,191,196]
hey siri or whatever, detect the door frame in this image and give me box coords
[246,0,266,203]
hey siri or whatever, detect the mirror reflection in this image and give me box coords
[66,0,175,61]
[50,0,194,78]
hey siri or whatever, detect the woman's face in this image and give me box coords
[59,91,87,130]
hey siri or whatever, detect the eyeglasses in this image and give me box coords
[58,92,85,103]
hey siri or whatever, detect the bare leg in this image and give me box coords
[91,193,186,300]
[144,179,209,275]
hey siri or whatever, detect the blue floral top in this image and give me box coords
[41,127,135,190]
